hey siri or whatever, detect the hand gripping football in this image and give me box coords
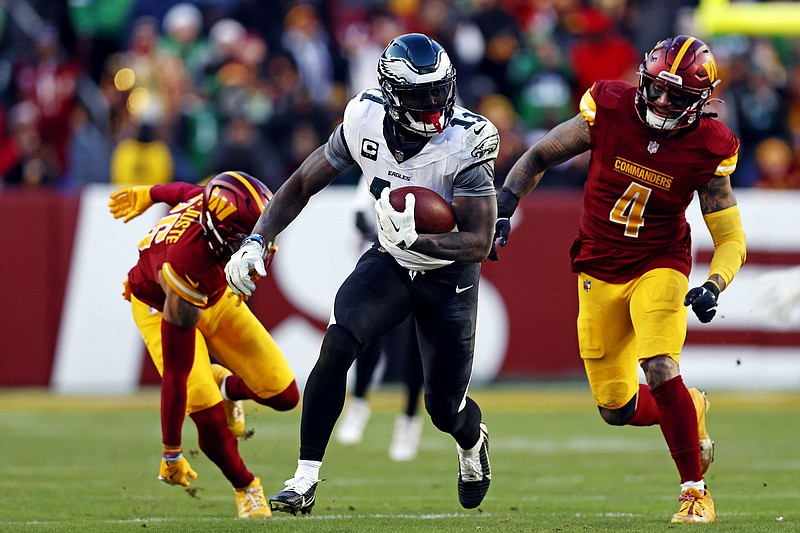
[389,186,455,234]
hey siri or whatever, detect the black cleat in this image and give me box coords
[269,477,319,516]
[457,422,491,509]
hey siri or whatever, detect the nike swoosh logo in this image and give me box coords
[474,124,486,135]
[390,219,400,232]
[455,284,474,294]
[185,275,200,289]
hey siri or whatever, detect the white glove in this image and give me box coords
[225,236,267,297]
[375,188,418,250]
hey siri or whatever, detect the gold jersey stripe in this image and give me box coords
[579,86,597,126]
[715,152,739,176]
[162,262,208,307]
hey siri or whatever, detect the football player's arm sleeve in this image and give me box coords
[703,205,746,291]
[324,124,356,172]
[150,182,203,206]
[453,162,496,197]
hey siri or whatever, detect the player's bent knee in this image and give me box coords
[426,400,458,434]
[319,324,359,371]
[255,380,299,411]
[641,355,679,388]
[186,381,223,414]
[598,395,637,426]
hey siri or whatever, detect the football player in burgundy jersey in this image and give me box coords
[225,33,499,514]
[108,171,299,518]
[494,36,746,523]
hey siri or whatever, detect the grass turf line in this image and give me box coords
[0,386,797,532]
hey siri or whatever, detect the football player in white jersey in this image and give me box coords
[225,33,500,514]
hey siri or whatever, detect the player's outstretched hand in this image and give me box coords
[225,236,267,297]
[375,188,418,250]
[108,186,155,223]
[158,450,198,487]
[684,281,720,323]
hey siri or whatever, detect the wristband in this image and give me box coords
[702,280,720,299]
[496,187,520,218]
[242,234,265,248]
[162,452,183,462]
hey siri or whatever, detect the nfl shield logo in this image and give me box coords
[647,141,659,154]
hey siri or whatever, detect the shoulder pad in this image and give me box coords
[343,89,385,136]
[457,112,499,162]
[702,119,740,158]
[358,88,385,105]
[591,80,631,111]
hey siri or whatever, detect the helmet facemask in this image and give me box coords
[203,208,244,259]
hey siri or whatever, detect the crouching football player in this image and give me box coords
[109,172,299,518]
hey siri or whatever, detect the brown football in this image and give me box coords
[389,186,455,234]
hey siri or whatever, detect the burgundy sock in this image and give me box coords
[225,376,300,411]
[626,383,659,426]
[190,403,253,489]
[223,374,255,401]
[650,376,703,483]
[160,321,195,447]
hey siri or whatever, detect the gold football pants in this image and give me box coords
[131,288,294,414]
[576,268,688,410]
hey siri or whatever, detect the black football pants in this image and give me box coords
[299,245,483,461]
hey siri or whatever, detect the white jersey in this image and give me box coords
[326,88,499,271]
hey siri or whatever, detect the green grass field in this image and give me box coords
[0,385,798,532]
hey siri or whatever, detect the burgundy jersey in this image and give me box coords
[127,182,228,311]
[571,80,739,283]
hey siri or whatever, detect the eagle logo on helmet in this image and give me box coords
[201,171,271,259]
[635,35,720,131]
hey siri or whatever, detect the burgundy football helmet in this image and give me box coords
[201,171,271,259]
[635,35,720,131]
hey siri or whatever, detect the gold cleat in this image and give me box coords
[235,477,272,518]
[671,487,716,524]
[689,388,714,474]
[211,364,245,437]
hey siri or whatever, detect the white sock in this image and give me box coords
[296,459,322,481]
[681,480,706,494]
[219,376,230,401]
[349,397,368,409]
[458,434,482,455]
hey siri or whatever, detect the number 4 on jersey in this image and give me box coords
[609,182,651,237]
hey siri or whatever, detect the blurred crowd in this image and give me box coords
[1,0,800,192]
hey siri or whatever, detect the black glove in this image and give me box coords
[488,187,519,261]
[684,281,720,323]
[494,218,511,246]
